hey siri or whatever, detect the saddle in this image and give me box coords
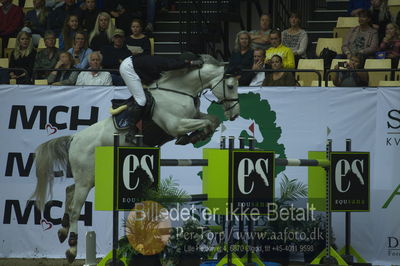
[110,91,155,130]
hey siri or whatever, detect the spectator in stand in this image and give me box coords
[80,0,99,33]
[59,14,82,50]
[333,53,368,86]
[47,0,82,36]
[282,12,308,66]
[348,0,371,16]
[265,29,295,69]
[9,31,36,84]
[24,0,49,46]
[47,51,79,85]
[370,0,392,43]
[249,48,266,86]
[105,0,142,36]
[67,30,93,69]
[34,30,61,79]
[126,18,151,56]
[342,10,378,59]
[89,11,115,51]
[227,31,254,86]
[379,23,400,68]
[100,28,131,85]
[76,51,112,85]
[249,13,271,50]
[0,0,24,53]
[262,55,297,86]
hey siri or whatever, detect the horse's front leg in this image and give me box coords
[175,115,220,145]
[174,118,213,135]
[65,184,91,263]
[197,113,220,137]
[58,184,75,243]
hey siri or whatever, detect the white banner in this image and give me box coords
[0,85,399,265]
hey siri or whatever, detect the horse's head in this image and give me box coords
[209,72,240,121]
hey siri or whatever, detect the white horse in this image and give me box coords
[32,54,240,262]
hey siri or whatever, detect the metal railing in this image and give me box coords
[243,68,323,86]
[325,68,400,87]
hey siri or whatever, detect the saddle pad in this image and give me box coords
[112,109,131,130]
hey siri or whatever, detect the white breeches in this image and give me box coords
[119,57,146,106]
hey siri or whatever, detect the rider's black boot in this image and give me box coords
[125,102,145,144]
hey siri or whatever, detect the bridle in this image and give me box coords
[199,69,240,112]
[151,67,240,112]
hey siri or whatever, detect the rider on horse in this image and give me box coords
[119,53,204,143]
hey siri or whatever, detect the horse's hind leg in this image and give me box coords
[65,184,91,263]
[58,184,74,243]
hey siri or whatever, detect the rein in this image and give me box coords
[200,69,240,112]
[150,67,239,111]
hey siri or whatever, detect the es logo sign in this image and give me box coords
[330,152,370,211]
[232,151,274,214]
[117,147,160,210]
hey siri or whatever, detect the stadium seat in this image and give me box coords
[388,0,400,20]
[38,38,60,50]
[34,79,48,85]
[23,0,34,13]
[296,59,324,87]
[364,59,391,87]
[4,38,16,59]
[378,80,400,86]
[316,38,343,57]
[0,58,8,68]
[311,80,334,87]
[333,17,359,39]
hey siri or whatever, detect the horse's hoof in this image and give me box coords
[65,249,76,263]
[175,135,190,145]
[58,228,68,243]
[68,232,78,246]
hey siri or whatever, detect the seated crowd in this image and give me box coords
[227,0,400,87]
[1,0,399,87]
[0,0,172,85]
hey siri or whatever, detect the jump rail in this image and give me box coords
[160,158,330,167]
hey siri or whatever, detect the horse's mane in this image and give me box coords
[159,54,224,82]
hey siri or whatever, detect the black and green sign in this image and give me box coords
[330,152,370,212]
[117,147,160,210]
[231,150,275,214]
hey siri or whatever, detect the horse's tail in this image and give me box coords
[32,136,72,211]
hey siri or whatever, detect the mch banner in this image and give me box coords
[0,85,399,265]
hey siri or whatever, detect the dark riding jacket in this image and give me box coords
[131,55,190,85]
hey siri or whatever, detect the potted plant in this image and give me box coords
[256,174,308,264]
[164,218,212,266]
[117,176,189,266]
